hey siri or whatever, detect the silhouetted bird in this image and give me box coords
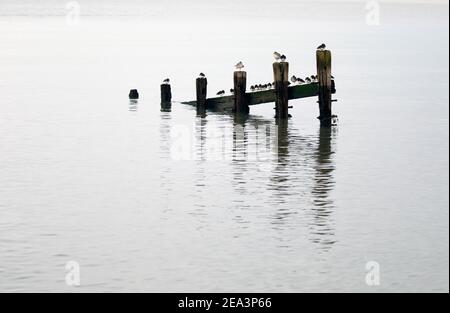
[291,75,297,83]
[331,75,335,79]
[199,73,206,78]
[217,90,225,96]
[250,86,255,91]
[163,78,170,84]
[297,78,305,84]
[280,55,287,62]
[317,43,326,50]
[305,77,312,83]
[230,88,234,94]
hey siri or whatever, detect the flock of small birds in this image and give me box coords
[164,44,330,97]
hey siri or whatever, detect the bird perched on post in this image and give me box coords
[317,43,326,50]
[280,55,287,62]
[163,78,170,84]
[235,61,244,71]
[273,51,281,62]
[198,73,206,78]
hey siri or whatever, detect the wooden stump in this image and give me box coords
[233,71,248,114]
[317,50,332,127]
[129,89,139,100]
[196,77,207,116]
[273,62,289,119]
[160,84,172,112]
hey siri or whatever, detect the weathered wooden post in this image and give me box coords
[233,71,248,114]
[160,84,172,112]
[196,77,207,116]
[129,89,139,100]
[317,50,333,127]
[273,62,289,119]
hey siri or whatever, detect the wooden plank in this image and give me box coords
[182,82,328,111]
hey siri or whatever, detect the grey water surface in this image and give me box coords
[0,0,448,292]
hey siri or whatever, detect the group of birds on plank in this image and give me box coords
[163,43,330,97]
[215,74,322,96]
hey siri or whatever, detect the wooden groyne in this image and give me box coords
[161,49,337,127]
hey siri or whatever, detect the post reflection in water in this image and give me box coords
[129,99,138,112]
[310,127,337,251]
[159,112,173,215]
[170,112,338,252]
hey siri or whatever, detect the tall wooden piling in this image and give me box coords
[273,62,289,119]
[316,50,332,127]
[196,77,208,116]
[233,71,248,114]
[160,84,172,112]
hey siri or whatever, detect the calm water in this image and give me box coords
[0,1,449,292]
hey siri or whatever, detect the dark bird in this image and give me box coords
[297,78,305,84]
[250,86,255,91]
[280,55,287,62]
[163,78,170,84]
[317,43,326,50]
[291,75,297,83]
[199,73,206,78]
[305,77,312,83]
[331,75,335,79]
[230,88,234,94]
[217,90,225,96]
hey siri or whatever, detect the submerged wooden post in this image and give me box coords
[233,71,248,114]
[129,89,139,100]
[196,77,207,116]
[317,50,332,127]
[160,84,172,112]
[273,62,289,119]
